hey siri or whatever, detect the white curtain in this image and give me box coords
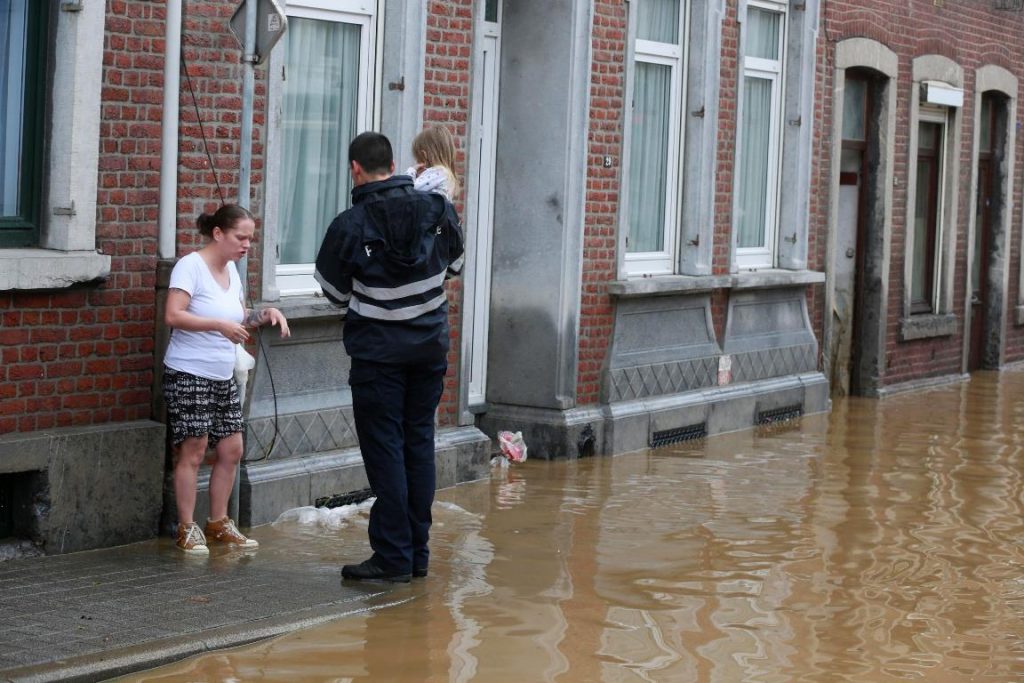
[278,17,360,266]
[627,61,671,253]
[746,7,780,60]
[1,0,27,217]
[637,0,680,44]
[737,76,771,249]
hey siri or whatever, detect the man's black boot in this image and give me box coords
[341,558,411,583]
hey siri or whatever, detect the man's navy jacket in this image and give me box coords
[314,175,465,365]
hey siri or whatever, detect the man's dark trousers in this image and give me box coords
[349,357,447,574]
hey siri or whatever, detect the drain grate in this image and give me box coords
[315,488,374,509]
[757,404,803,425]
[650,422,707,448]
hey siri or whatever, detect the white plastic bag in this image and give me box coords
[234,343,256,408]
[497,430,528,463]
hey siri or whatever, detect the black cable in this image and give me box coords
[243,327,281,463]
[181,46,226,205]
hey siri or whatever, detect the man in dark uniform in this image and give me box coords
[314,131,464,583]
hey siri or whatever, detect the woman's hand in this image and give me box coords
[219,320,250,344]
[264,307,291,338]
[244,307,291,338]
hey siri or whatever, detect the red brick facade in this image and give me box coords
[0,0,167,434]
[817,0,1024,384]
[425,0,473,426]
[578,0,627,404]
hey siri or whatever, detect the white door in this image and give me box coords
[465,2,501,410]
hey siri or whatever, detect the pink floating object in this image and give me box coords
[497,431,528,463]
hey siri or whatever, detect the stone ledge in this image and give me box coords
[874,372,968,398]
[899,313,958,341]
[608,270,826,298]
[270,295,346,321]
[731,269,826,290]
[608,274,731,298]
[0,249,111,290]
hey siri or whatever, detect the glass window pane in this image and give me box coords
[745,7,781,60]
[1,0,28,218]
[485,0,498,23]
[919,120,939,151]
[627,61,672,254]
[278,17,361,266]
[911,158,932,306]
[842,77,867,142]
[737,76,773,249]
[979,95,993,153]
[637,0,679,44]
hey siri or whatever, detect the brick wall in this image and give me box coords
[577,0,627,405]
[817,0,1024,383]
[574,0,829,405]
[178,0,265,284]
[0,0,265,437]
[0,1,167,435]
[424,0,473,425]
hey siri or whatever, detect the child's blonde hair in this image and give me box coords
[412,126,460,199]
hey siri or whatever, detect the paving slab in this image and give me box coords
[0,528,402,683]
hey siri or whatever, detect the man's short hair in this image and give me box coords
[349,132,393,175]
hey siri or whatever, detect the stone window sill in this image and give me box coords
[731,269,826,290]
[899,313,958,341]
[0,249,111,291]
[271,294,345,321]
[608,274,731,298]
[608,269,824,298]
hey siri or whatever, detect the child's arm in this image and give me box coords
[413,166,451,199]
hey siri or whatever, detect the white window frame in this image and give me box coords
[623,4,689,277]
[913,105,949,315]
[0,0,110,291]
[271,0,380,297]
[734,0,787,270]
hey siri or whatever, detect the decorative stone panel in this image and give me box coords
[603,294,721,402]
[730,344,818,384]
[723,288,820,384]
[608,356,719,402]
[245,406,358,461]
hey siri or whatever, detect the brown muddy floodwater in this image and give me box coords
[125,371,1024,682]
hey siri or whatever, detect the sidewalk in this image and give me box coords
[0,526,406,683]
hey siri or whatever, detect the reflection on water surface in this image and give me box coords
[125,371,1024,682]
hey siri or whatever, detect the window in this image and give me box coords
[275,0,378,295]
[624,0,688,276]
[910,108,947,314]
[734,1,786,270]
[0,0,46,247]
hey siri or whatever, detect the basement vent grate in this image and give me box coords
[757,404,803,425]
[315,488,374,509]
[650,423,707,448]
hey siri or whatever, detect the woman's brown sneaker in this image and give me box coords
[176,522,209,554]
[204,516,259,548]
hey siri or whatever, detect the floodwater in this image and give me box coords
[125,371,1024,682]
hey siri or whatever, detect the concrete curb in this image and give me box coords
[1,589,414,683]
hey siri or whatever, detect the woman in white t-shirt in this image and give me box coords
[164,204,290,554]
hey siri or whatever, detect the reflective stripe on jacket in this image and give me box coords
[314,175,464,364]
